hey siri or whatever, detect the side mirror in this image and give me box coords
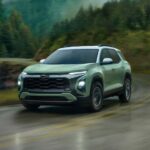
[102,58,113,65]
[40,59,45,64]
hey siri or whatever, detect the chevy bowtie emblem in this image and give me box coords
[40,75,49,79]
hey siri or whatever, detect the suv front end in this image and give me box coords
[18,70,91,106]
[18,47,100,108]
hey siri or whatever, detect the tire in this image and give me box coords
[119,78,131,103]
[89,82,103,112]
[22,103,40,111]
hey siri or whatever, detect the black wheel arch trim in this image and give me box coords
[124,72,132,82]
[91,74,104,91]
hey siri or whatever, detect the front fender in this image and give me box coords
[85,68,104,97]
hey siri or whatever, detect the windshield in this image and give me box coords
[44,49,99,64]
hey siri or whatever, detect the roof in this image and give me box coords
[59,46,99,50]
[58,45,120,51]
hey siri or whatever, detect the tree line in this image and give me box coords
[1,0,150,60]
[35,0,150,59]
[0,0,37,58]
[51,0,150,39]
[4,0,86,36]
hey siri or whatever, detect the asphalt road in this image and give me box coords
[0,74,150,150]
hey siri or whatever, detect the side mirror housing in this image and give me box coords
[102,58,113,65]
[40,59,45,64]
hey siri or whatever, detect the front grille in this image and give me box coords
[23,77,69,91]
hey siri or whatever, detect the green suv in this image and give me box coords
[18,45,132,112]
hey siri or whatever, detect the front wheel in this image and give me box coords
[119,78,132,103]
[89,82,103,112]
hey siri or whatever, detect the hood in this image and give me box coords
[24,63,95,74]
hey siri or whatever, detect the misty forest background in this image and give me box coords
[0,0,150,73]
[0,0,150,76]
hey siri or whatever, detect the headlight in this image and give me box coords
[17,72,27,90]
[17,78,22,91]
[21,72,27,78]
[17,80,21,86]
[69,71,87,76]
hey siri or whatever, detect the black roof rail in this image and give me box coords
[98,44,112,47]
[63,44,113,48]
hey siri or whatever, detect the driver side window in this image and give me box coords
[100,49,111,64]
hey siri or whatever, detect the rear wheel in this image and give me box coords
[22,103,40,111]
[89,82,103,112]
[119,78,131,103]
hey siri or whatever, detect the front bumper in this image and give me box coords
[19,92,90,106]
[20,91,76,102]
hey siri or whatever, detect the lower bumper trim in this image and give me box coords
[20,92,77,102]
[22,100,74,105]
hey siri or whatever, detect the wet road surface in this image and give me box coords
[0,74,150,150]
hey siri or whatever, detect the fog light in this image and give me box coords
[78,81,85,89]
[18,80,21,86]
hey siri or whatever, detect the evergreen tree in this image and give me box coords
[8,10,37,57]
[0,0,5,57]
[0,44,8,57]
[0,0,3,22]
[0,10,37,58]
[1,21,16,57]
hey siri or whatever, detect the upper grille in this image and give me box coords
[23,77,69,91]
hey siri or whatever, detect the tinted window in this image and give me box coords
[100,48,121,64]
[100,49,111,63]
[109,49,121,63]
[44,49,99,64]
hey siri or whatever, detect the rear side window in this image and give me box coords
[108,49,121,63]
[100,48,121,64]
[100,49,111,63]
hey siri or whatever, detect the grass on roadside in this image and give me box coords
[0,58,36,106]
[0,58,36,66]
[0,88,19,106]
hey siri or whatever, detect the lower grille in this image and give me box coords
[25,96,68,102]
[23,77,69,91]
